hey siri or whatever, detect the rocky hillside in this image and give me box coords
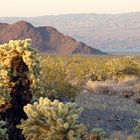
[0,21,105,54]
[1,12,140,51]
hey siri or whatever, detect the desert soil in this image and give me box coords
[75,90,140,135]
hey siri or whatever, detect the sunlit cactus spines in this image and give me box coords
[0,39,42,111]
[17,97,84,140]
[0,39,43,140]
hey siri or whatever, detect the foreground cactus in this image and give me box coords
[18,97,84,140]
[0,39,42,109]
[0,39,42,140]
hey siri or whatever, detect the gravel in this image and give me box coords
[75,90,140,135]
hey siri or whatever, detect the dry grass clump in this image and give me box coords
[86,76,140,102]
[108,131,135,140]
[86,80,114,95]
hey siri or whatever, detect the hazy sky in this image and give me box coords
[1,0,140,17]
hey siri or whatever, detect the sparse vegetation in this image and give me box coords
[89,128,107,140]
[0,40,140,139]
[105,57,140,80]
[41,56,78,101]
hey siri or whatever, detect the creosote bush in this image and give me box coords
[105,57,140,80]
[90,128,107,140]
[17,97,84,140]
[41,57,78,100]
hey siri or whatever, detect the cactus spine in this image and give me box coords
[0,39,42,140]
[18,97,84,140]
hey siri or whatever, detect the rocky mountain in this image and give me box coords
[0,21,105,54]
[0,12,140,52]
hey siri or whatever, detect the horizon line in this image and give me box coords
[0,11,140,18]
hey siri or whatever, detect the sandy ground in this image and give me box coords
[75,90,140,135]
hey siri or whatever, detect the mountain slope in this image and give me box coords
[0,21,105,54]
[1,12,140,51]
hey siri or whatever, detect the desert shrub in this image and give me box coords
[17,97,84,140]
[41,57,78,100]
[74,58,106,82]
[86,68,107,82]
[108,131,134,140]
[133,82,140,103]
[74,56,140,82]
[113,136,136,140]
[135,119,140,130]
[133,119,140,139]
[109,131,122,140]
[80,127,107,140]
[43,83,78,101]
[105,57,140,80]
[89,128,107,140]
[79,126,90,140]
[126,136,136,140]
[86,80,114,94]
[0,121,8,140]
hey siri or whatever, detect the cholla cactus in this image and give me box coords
[0,120,8,140]
[0,39,42,111]
[0,39,42,140]
[18,97,84,140]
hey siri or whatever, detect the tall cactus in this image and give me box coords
[0,39,42,140]
[18,97,84,140]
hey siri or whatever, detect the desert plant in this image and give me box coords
[133,119,140,139]
[17,97,84,140]
[74,58,106,82]
[105,57,140,80]
[0,120,8,140]
[135,119,140,131]
[0,39,42,140]
[88,128,107,140]
[86,78,140,103]
[41,57,78,100]
[113,136,136,140]
[127,136,135,140]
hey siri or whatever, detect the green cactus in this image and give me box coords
[17,97,84,140]
[0,120,8,140]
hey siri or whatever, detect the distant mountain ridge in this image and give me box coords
[0,12,140,51]
[0,21,105,54]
